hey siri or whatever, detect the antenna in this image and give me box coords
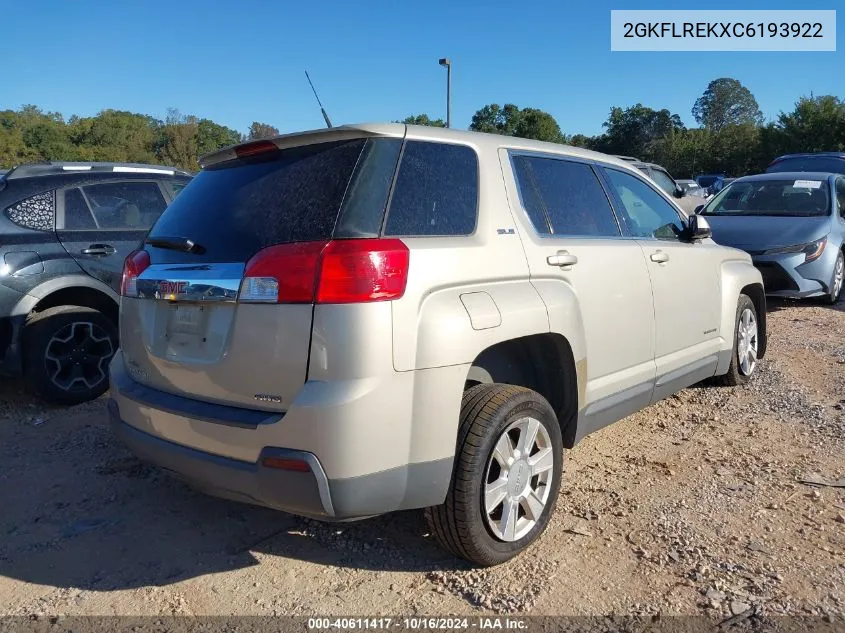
[305,70,333,128]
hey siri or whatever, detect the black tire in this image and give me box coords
[23,305,118,405]
[715,294,758,387]
[824,250,844,305]
[426,383,563,566]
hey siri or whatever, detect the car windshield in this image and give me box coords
[702,179,831,217]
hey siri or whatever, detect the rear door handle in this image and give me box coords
[81,244,116,256]
[650,250,669,263]
[546,251,578,268]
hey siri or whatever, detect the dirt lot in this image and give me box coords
[1,299,843,620]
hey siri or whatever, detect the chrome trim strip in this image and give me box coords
[136,262,245,302]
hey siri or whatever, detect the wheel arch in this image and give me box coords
[464,333,581,448]
[23,275,119,325]
[740,282,767,359]
[718,259,766,374]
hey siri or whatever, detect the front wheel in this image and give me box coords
[825,250,844,305]
[426,384,563,566]
[716,294,759,387]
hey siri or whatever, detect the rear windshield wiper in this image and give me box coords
[145,236,206,255]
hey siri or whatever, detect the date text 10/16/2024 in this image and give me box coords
[308,618,528,630]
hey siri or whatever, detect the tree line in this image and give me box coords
[3,78,844,177]
[0,107,279,172]
[404,78,845,178]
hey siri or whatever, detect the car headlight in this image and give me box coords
[765,237,827,262]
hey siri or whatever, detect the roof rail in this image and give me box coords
[3,161,192,180]
[613,155,640,162]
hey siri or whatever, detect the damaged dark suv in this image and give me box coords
[0,162,190,404]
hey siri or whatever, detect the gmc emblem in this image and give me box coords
[158,281,188,295]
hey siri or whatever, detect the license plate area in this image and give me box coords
[166,303,205,336]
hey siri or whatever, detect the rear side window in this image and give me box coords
[512,155,620,237]
[767,157,845,175]
[149,139,368,262]
[384,141,478,236]
[4,190,55,231]
[62,188,97,230]
[81,181,167,230]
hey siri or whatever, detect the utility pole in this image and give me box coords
[438,58,451,128]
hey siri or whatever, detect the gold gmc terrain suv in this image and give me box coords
[109,124,766,565]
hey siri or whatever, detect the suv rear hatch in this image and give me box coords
[119,129,404,411]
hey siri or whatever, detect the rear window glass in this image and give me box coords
[766,157,845,175]
[148,139,367,262]
[384,141,478,236]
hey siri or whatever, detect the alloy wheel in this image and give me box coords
[833,253,844,302]
[483,416,555,542]
[44,321,115,392]
[736,308,758,376]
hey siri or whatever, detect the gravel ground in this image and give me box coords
[0,298,843,620]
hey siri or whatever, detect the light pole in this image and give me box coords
[438,58,451,128]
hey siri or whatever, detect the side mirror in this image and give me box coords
[673,185,685,198]
[687,214,712,241]
[693,204,704,215]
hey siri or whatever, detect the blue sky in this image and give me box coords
[3,0,842,136]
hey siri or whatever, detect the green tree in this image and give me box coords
[71,110,160,163]
[247,122,280,140]
[159,109,199,171]
[567,134,595,149]
[196,119,242,156]
[0,110,38,167]
[692,78,764,132]
[513,108,565,143]
[775,95,845,152]
[469,103,522,135]
[399,114,445,127]
[593,104,684,159]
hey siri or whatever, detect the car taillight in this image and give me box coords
[239,239,410,304]
[121,250,151,297]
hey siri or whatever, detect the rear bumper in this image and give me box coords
[108,352,455,520]
[108,398,336,519]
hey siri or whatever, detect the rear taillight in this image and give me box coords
[239,241,328,303]
[121,250,151,297]
[316,239,410,304]
[239,239,410,304]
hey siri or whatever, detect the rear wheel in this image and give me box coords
[716,294,758,387]
[23,305,117,405]
[825,250,844,305]
[426,383,563,566]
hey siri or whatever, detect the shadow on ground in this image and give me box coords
[0,379,462,595]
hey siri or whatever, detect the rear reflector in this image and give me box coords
[121,250,151,297]
[261,457,311,472]
[235,140,279,159]
[240,239,410,304]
